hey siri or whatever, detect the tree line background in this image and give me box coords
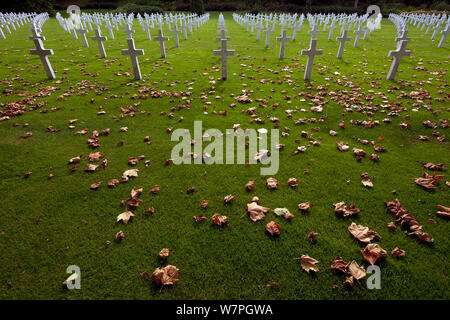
[1,0,449,16]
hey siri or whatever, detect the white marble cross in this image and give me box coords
[336,29,351,59]
[122,38,144,80]
[362,26,369,40]
[76,25,89,47]
[91,28,107,58]
[216,29,230,41]
[124,22,135,39]
[142,21,152,40]
[328,21,337,40]
[301,38,323,80]
[30,38,55,79]
[279,19,286,34]
[438,24,449,48]
[353,23,364,47]
[263,23,274,48]
[29,27,44,41]
[181,20,189,40]
[154,28,169,58]
[387,40,411,80]
[213,39,234,80]
[431,22,441,40]
[170,23,181,47]
[0,26,5,39]
[276,29,291,59]
[105,19,115,40]
[308,23,320,40]
[291,20,301,40]
[395,29,410,43]
[255,22,263,40]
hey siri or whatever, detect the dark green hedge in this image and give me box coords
[116,3,164,14]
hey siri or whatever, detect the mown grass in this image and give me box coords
[0,11,448,299]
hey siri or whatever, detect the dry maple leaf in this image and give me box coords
[348,222,380,244]
[343,276,354,289]
[414,172,444,190]
[266,221,281,236]
[336,141,349,152]
[130,187,143,198]
[274,208,294,220]
[194,215,206,223]
[391,247,406,259]
[117,211,135,224]
[186,187,195,194]
[212,213,228,226]
[152,265,179,288]
[200,200,209,208]
[423,162,446,171]
[224,194,234,204]
[246,201,270,222]
[85,164,99,172]
[90,181,101,190]
[347,260,366,280]
[361,179,373,188]
[246,180,256,191]
[436,205,450,219]
[409,229,435,244]
[123,169,139,178]
[88,152,104,162]
[361,243,387,265]
[159,248,170,259]
[128,157,139,166]
[266,282,279,287]
[287,178,298,188]
[300,254,319,273]
[115,230,125,241]
[387,222,397,230]
[150,185,160,194]
[333,202,360,218]
[298,202,311,212]
[69,156,81,164]
[108,179,119,188]
[330,257,348,274]
[266,177,279,190]
[307,232,318,243]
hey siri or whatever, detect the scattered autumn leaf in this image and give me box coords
[300,254,319,273]
[159,248,170,259]
[212,213,228,226]
[152,265,179,288]
[117,211,135,224]
[348,222,380,244]
[246,201,270,222]
[391,247,406,259]
[266,221,281,236]
[266,177,279,190]
[361,243,387,265]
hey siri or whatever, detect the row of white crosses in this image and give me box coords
[0,12,36,39]
[29,13,56,80]
[52,11,208,81]
[214,13,234,80]
[235,11,411,81]
[399,12,449,48]
[234,11,377,52]
[55,11,209,51]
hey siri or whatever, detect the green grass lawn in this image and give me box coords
[0,11,448,299]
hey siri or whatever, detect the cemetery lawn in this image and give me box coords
[0,12,449,300]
